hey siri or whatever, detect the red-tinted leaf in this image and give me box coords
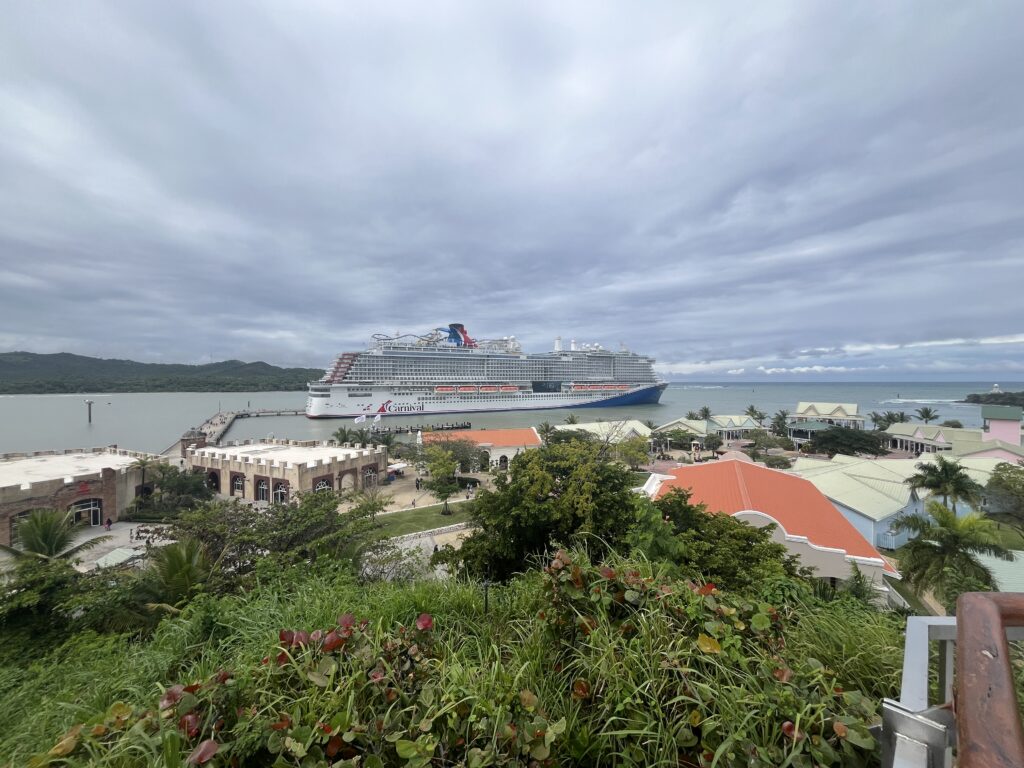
[260,656,270,665]
[571,679,591,700]
[279,629,294,645]
[338,613,356,628]
[159,685,184,711]
[599,566,616,580]
[293,630,310,647]
[326,735,343,757]
[833,721,849,738]
[322,631,344,653]
[275,651,289,666]
[550,558,564,571]
[187,739,219,765]
[183,683,202,694]
[310,629,324,645]
[269,714,291,731]
[415,613,434,631]
[179,712,201,739]
[369,669,385,683]
[697,583,716,596]
[318,722,332,734]
[215,670,231,684]
[772,667,793,683]
[570,565,584,588]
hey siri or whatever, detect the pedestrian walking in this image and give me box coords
[104,517,112,531]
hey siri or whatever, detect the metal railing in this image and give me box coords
[880,593,1024,768]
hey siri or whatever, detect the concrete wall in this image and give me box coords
[733,511,889,588]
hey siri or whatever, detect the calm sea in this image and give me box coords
[0,382,1016,455]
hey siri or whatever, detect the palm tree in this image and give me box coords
[770,409,790,437]
[138,539,212,612]
[0,509,111,561]
[563,413,579,425]
[353,428,371,445]
[332,427,354,444]
[642,419,657,430]
[698,406,713,420]
[745,405,766,425]
[685,410,700,420]
[536,421,557,444]
[895,500,1011,599]
[372,432,397,451]
[132,456,155,506]
[885,410,909,425]
[868,411,887,430]
[906,455,983,509]
[915,406,939,424]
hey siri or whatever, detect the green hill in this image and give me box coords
[963,390,1024,406]
[0,352,323,393]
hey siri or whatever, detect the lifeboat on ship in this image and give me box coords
[500,385,518,392]
[435,385,456,393]
[479,385,499,393]
[457,385,478,393]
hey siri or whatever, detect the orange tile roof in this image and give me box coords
[655,459,896,574]
[422,428,541,448]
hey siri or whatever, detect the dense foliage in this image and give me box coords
[1,551,904,767]
[442,441,640,580]
[809,427,886,457]
[0,352,321,393]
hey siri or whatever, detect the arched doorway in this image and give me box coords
[339,472,356,491]
[232,475,245,497]
[498,455,509,471]
[273,482,289,503]
[206,471,220,492]
[255,479,269,502]
[363,468,377,488]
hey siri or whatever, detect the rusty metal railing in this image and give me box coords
[955,593,1024,768]
[880,595,1024,768]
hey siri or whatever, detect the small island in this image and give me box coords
[963,389,1024,407]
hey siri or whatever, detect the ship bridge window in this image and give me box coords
[309,392,330,398]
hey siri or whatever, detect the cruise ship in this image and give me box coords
[306,324,667,418]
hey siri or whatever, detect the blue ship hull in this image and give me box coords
[577,382,668,407]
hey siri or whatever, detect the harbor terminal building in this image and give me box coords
[186,439,388,502]
[0,447,163,548]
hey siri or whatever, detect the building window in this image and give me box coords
[256,479,269,502]
[363,468,377,487]
[273,483,289,503]
[232,475,244,496]
[314,479,331,492]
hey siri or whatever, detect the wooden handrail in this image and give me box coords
[955,592,1024,767]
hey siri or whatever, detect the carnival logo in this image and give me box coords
[387,402,425,413]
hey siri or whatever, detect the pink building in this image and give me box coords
[982,405,1023,444]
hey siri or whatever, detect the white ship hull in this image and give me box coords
[306,382,667,418]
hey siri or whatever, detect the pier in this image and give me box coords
[163,410,472,456]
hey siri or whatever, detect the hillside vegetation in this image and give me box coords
[963,390,1024,406]
[0,352,322,393]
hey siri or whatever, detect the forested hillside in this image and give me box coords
[0,352,322,393]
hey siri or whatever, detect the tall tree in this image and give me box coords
[745,405,767,426]
[987,461,1024,521]
[563,413,579,425]
[698,405,713,420]
[868,411,887,430]
[685,410,700,420]
[443,441,639,580]
[332,426,354,444]
[906,455,983,509]
[809,427,886,458]
[0,509,110,562]
[137,539,212,612]
[423,446,460,514]
[131,456,156,506]
[770,409,790,437]
[895,501,1011,601]
[915,406,939,424]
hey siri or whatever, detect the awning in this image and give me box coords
[387,463,408,472]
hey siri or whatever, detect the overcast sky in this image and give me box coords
[1,2,1022,380]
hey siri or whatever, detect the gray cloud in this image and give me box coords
[1,1,1022,379]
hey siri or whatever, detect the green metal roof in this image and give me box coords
[976,551,1024,593]
[788,420,834,432]
[981,405,1023,422]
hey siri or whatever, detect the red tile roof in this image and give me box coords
[655,459,896,574]
[422,428,541,448]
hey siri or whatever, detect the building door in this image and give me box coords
[70,498,103,526]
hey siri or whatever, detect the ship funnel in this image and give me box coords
[570,339,577,351]
[554,336,562,352]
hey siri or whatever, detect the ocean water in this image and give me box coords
[0,382,1016,455]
